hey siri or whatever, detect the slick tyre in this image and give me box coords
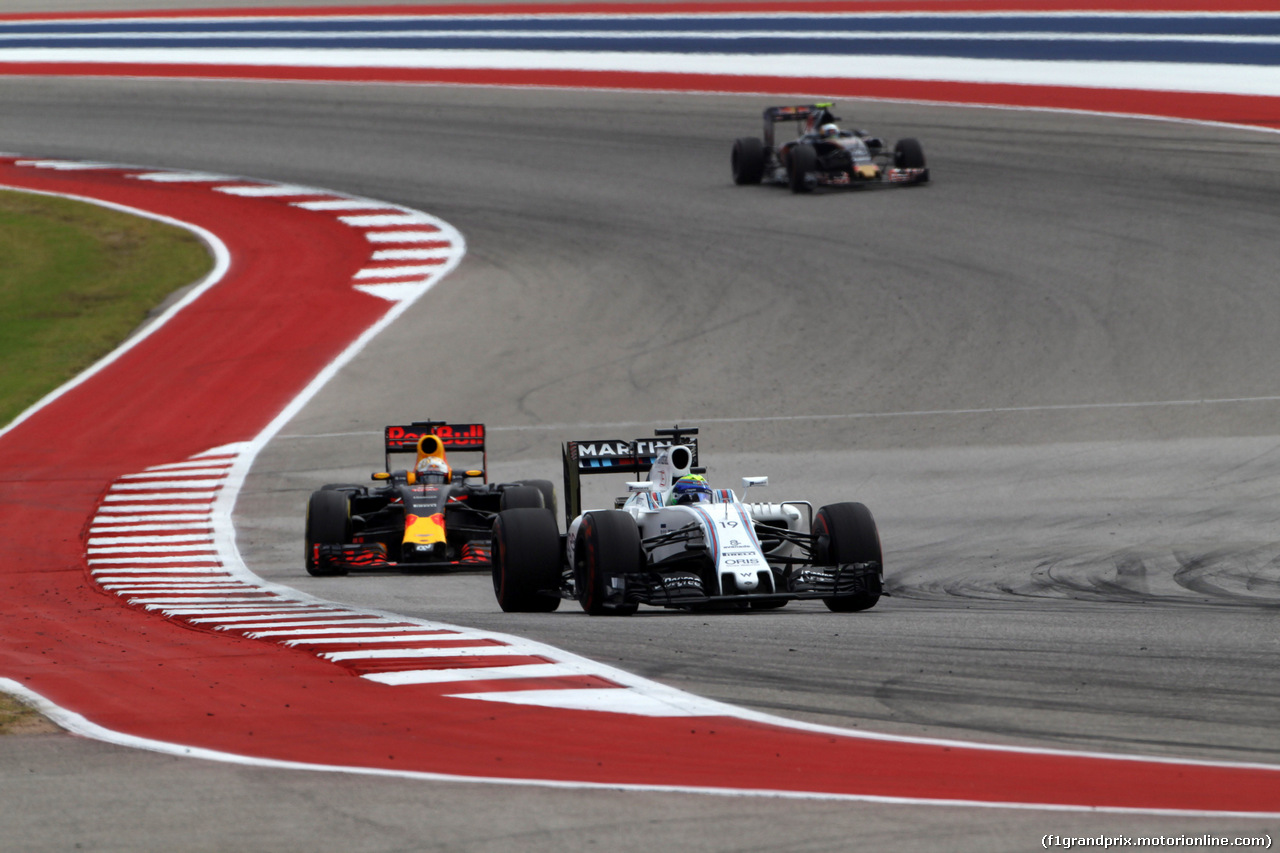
[788,144,817,193]
[500,485,544,511]
[894,137,926,170]
[731,137,765,185]
[492,508,562,612]
[812,502,883,612]
[574,511,641,616]
[305,489,351,577]
[514,479,557,520]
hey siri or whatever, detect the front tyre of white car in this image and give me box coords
[492,508,561,612]
[812,502,883,612]
[574,510,641,616]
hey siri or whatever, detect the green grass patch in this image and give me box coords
[0,692,57,735]
[0,189,213,732]
[0,189,214,427]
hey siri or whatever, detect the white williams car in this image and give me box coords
[491,426,884,615]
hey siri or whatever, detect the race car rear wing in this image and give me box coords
[384,421,487,480]
[561,426,699,525]
[763,102,839,149]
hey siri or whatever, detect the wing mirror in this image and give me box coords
[741,476,768,499]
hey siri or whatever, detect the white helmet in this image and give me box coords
[415,456,451,484]
[819,123,839,138]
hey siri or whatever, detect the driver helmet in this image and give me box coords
[819,123,840,138]
[669,474,712,505]
[415,456,451,484]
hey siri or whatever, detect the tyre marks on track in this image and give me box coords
[8,156,1280,815]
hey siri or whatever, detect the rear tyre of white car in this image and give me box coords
[305,489,351,577]
[731,136,765,185]
[500,485,544,511]
[492,508,561,612]
[574,511,641,616]
[514,479,557,520]
[788,144,817,193]
[812,502,883,612]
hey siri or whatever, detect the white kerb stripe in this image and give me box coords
[372,248,452,260]
[90,523,212,533]
[227,618,392,631]
[102,492,218,502]
[127,596,283,605]
[293,199,400,211]
[96,504,213,513]
[147,604,318,615]
[338,213,436,227]
[119,468,229,479]
[91,514,212,523]
[88,545,217,554]
[354,264,441,279]
[323,645,542,662]
[281,633,467,646]
[88,534,213,545]
[109,480,222,490]
[213,184,326,197]
[244,625,436,638]
[145,459,233,471]
[189,611,359,625]
[130,171,235,182]
[364,230,444,243]
[364,663,584,685]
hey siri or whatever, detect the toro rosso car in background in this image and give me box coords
[732,102,928,193]
[491,426,884,615]
[304,421,555,575]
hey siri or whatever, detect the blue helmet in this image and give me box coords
[669,474,712,505]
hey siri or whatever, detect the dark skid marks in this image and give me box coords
[887,547,1280,608]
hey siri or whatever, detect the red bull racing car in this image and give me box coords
[304,421,555,575]
[731,102,929,193]
[490,425,884,615]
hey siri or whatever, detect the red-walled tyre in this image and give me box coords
[492,508,561,612]
[574,511,641,616]
[812,502,883,612]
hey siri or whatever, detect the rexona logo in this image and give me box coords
[659,575,703,590]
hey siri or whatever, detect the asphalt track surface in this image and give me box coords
[4,5,1280,853]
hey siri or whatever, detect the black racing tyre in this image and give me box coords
[304,489,351,577]
[492,508,562,612]
[812,502,883,612]
[894,137,926,170]
[574,511,641,616]
[500,485,544,511]
[515,479,557,521]
[731,136,765,185]
[788,143,817,193]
